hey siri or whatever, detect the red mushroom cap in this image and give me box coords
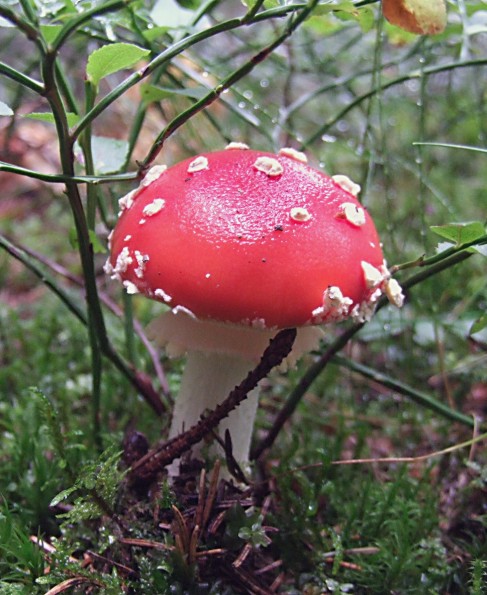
[107,148,392,328]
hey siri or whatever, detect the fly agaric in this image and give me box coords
[105,145,404,476]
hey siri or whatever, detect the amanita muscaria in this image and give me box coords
[105,145,404,476]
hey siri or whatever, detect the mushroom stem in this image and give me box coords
[148,310,324,478]
[168,351,258,474]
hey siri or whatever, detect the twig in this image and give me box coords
[332,430,486,466]
[302,58,487,148]
[252,248,477,460]
[251,324,360,460]
[43,578,105,595]
[130,329,297,482]
[139,0,321,172]
[332,355,476,428]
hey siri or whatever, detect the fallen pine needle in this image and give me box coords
[333,429,486,465]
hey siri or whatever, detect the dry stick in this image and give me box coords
[130,328,297,483]
[251,250,475,461]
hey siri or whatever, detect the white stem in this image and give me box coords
[147,311,325,478]
[168,350,258,473]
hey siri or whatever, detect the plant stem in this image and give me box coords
[251,324,360,460]
[130,329,297,483]
[252,248,478,459]
[0,160,137,184]
[71,2,317,143]
[139,0,320,170]
[0,3,39,41]
[39,44,109,449]
[0,234,87,324]
[332,355,475,427]
[0,61,44,94]
[302,58,487,148]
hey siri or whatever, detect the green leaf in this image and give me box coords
[430,221,486,246]
[50,485,78,507]
[314,1,355,17]
[0,101,13,117]
[86,43,150,87]
[305,15,342,35]
[88,230,106,254]
[307,1,373,33]
[470,314,487,335]
[143,25,171,41]
[40,24,62,45]
[90,135,129,175]
[25,111,80,127]
[354,6,375,32]
[241,0,279,7]
[140,82,207,104]
[176,0,201,8]
[322,3,375,32]
[150,0,198,29]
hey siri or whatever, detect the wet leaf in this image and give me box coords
[471,314,487,335]
[86,43,150,87]
[430,221,485,246]
[0,101,13,116]
[26,111,79,127]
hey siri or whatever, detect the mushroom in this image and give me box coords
[105,146,404,477]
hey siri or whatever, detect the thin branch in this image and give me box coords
[71,3,316,143]
[129,329,297,483]
[0,233,87,324]
[333,430,486,465]
[251,324,360,461]
[301,58,487,148]
[0,61,44,94]
[0,160,138,185]
[413,142,487,154]
[0,4,40,41]
[139,0,321,171]
[332,355,476,428]
[242,0,267,23]
[252,248,478,460]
